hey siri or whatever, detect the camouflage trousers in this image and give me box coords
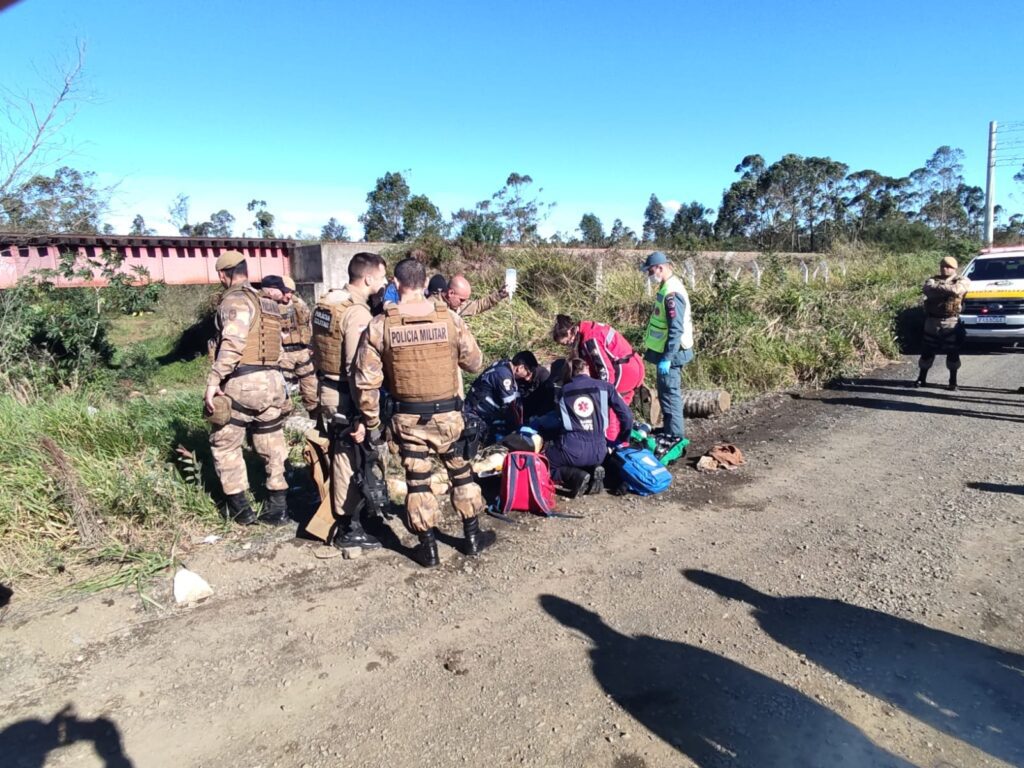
[392,411,483,532]
[280,346,318,414]
[318,376,360,517]
[209,370,289,496]
[919,317,964,372]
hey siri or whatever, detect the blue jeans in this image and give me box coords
[646,348,694,438]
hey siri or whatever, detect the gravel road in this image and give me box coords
[1,350,1022,768]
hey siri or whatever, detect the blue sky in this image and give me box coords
[2,0,1022,239]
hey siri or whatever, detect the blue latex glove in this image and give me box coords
[657,359,671,376]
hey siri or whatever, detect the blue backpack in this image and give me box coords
[612,446,673,496]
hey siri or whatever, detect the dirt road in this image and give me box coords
[2,350,1023,768]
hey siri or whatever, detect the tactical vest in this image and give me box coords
[644,276,692,353]
[382,300,460,403]
[281,300,312,346]
[311,291,354,376]
[215,284,282,366]
[924,278,963,319]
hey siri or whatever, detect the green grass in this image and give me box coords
[0,392,222,585]
[0,249,937,588]
[463,248,933,399]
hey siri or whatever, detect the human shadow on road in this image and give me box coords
[539,595,913,767]
[0,705,134,768]
[0,582,11,609]
[814,395,1024,424]
[685,570,1024,767]
[830,379,1024,409]
[958,384,1024,395]
[966,481,1024,495]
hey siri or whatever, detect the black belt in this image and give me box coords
[229,364,278,378]
[283,343,309,352]
[319,377,347,390]
[394,397,462,416]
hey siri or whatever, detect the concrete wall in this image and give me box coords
[292,242,393,301]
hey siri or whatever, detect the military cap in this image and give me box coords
[640,251,670,271]
[261,274,286,291]
[214,250,246,271]
[940,256,958,270]
[282,276,296,292]
[427,274,448,295]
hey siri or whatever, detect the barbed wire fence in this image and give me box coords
[593,251,847,295]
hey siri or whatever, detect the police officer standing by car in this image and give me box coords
[309,252,389,549]
[204,251,290,526]
[641,251,695,440]
[354,257,492,568]
[915,255,970,391]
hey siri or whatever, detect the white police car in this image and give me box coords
[959,246,1024,341]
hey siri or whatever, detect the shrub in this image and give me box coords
[0,249,166,396]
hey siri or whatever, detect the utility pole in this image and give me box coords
[984,121,997,247]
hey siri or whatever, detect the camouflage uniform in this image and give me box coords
[458,288,505,319]
[314,289,373,532]
[278,293,318,414]
[355,301,484,534]
[919,274,970,376]
[207,284,289,497]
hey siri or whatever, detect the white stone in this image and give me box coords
[173,568,213,605]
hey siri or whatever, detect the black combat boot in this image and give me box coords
[333,514,383,550]
[463,516,495,557]
[585,465,606,496]
[914,369,928,388]
[948,370,958,392]
[415,528,440,568]
[560,467,590,498]
[225,492,257,526]
[259,489,291,526]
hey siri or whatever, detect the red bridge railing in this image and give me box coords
[0,233,294,289]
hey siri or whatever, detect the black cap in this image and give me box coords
[427,274,448,295]
[261,275,286,291]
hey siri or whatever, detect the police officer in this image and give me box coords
[535,358,633,496]
[916,255,970,391]
[354,257,491,568]
[444,274,509,319]
[310,252,389,549]
[265,275,318,417]
[204,250,290,526]
[641,251,694,439]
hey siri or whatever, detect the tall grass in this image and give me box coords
[0,393,220,585]
[463,248,932,398]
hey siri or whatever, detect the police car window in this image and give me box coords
[967,258,1024,280]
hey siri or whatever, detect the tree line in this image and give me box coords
[2,150,1023,254]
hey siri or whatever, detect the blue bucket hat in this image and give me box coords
[640,251,670,271]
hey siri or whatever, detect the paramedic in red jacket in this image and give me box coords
[552,314,643,443]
